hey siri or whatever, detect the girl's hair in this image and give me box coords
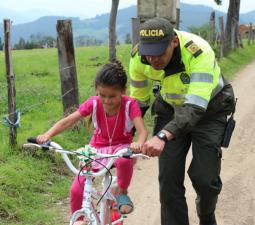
[95,60,127,90]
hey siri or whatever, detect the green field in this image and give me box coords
[0,42,255,225]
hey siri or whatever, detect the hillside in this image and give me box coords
[0,4,255,45]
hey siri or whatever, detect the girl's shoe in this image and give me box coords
[115,194,134,214]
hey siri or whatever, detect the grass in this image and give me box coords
[219,42,255,80]
[0,42,255,225]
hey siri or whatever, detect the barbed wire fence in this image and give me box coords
[0,83,94,138]
[0,86,61,124]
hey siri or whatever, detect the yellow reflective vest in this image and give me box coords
[129,30,224,110]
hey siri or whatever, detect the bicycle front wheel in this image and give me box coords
[69,207,99,225]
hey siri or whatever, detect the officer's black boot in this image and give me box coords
[199,213,217,225]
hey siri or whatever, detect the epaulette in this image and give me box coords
[184,40,203,58]
[131,44,139,58]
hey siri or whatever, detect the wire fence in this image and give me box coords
[0,51,100,147]
[0,84,94,130]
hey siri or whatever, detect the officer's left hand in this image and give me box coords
[141,136,165,157]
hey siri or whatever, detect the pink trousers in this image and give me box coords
[70,157,135,216]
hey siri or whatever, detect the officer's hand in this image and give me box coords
[141,136,165,157]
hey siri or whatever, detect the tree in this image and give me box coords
[188,23,210,40]
[225,0,241,50]
[109,0,119,62]
[125,33,132,44]
[0,37,3,50]
[214,0,222,4]
[209,11,216,45]
[14,37,26,49]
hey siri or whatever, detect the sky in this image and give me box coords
[0,0,255,23]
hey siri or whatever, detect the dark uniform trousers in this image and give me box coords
[153,84,235,225]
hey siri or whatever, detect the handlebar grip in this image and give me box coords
[27,137,38,144]
[27,137,51,150]
[122,148,133,158]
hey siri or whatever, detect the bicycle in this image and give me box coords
[24,138,149,225]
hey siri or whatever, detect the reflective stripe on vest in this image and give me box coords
[184,75,224,108]
[190,73,213,83]
[184,94,208,109]
[130,79,149,88]
[211,75,224,98]
[163,93,186,100]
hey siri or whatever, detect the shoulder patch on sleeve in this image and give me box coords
[131,44,139,57]
[184,40,203,58]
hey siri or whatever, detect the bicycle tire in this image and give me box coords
[69,206,99,225]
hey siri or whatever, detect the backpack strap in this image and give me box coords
[92,99,101,134]
[124,100,134,134]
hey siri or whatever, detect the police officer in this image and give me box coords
[129,17,235,225]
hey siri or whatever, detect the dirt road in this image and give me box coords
[125,60,255,225]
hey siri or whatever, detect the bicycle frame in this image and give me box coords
[24,140,148,225]
[69,168,124,225]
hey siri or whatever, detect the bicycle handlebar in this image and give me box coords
[24,138,149,177]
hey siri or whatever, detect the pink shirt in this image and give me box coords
[78,95,141,148]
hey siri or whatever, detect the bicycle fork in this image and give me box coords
[70,175,100,225]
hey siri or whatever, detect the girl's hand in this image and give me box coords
[130,142,143,153]
[36,134,51,144]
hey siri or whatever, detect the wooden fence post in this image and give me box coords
[176,10,180,29]
[4,19,17,147]
[131,17,140,48]
[209,11,216,45]
[238,32,243,48]
[109,0,119,62]
[248,22,253,45]
[56,20,79,115]
[218,16,225,58]
[175,0,180,29]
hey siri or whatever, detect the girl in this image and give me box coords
[37,60,148,224]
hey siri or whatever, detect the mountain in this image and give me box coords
[0,3,254,45]
[0,7,53,25]
[180,4,224,29]
[240,10,255,23]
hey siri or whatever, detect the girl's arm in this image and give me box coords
[131,116,148,152]
[37,111,83,143]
